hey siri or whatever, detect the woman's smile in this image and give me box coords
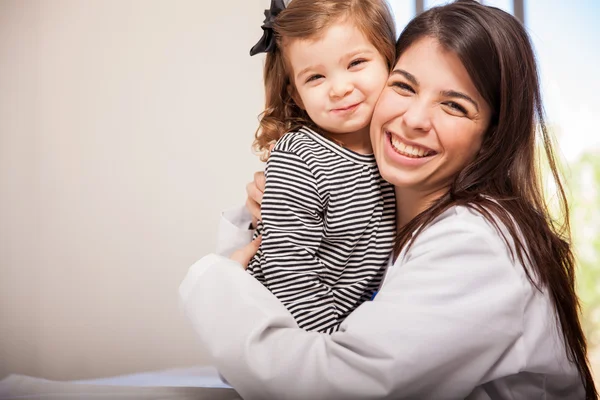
[370,37,490,195]
[384,130,437,167]
[387,131,437,158]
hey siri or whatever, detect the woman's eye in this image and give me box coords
[306,74,324,83]
[391,81,415,93]
[349,58,367,68]
[443,101,468,115]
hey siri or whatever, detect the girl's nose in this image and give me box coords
[329,75,353,99]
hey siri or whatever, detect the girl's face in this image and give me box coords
[286,20,389,150]
[370,37,492,196]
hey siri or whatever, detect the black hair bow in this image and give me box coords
[249,0,287,56]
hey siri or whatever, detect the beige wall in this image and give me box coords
[0,0,264,380]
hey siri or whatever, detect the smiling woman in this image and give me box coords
[180,1,597,399]
[371,37,492,224]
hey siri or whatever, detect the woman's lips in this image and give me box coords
[387,131,437,158]
[383,131,438,167]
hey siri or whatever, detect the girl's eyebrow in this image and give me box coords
[296,65,320,81]
[345,48,376,58]
[392,69,479,111]
[296,48,376,81]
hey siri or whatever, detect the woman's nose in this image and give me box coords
[402,100,433,133]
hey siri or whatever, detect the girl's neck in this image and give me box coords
[394,186,449,229]
[322,126,372,154]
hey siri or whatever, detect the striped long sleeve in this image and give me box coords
[247,127,396,333]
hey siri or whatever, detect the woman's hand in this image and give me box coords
[246,171,266,228]
[230,236,262,269]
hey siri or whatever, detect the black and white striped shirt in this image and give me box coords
[247,127,396,333]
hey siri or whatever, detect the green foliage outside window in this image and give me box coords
[570,150,600,352]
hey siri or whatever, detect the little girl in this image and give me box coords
[247,0,397,333]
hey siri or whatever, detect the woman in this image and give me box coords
[179,1,596,399]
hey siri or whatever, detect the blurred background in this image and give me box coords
[1,0,598,383]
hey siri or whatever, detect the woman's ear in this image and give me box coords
[287,85,305,110]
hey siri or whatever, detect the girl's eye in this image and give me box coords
[349,58,367,68]
[306,74,324,83]
[390,81,415,93]
[443,101,468,115]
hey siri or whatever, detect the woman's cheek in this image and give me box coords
[375,89,408,124]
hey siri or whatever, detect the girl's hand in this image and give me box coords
[230,236,262,269]
[245,171,266,228]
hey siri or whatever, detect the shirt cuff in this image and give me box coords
[215,206,255,257]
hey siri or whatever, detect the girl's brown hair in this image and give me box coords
[253,0,397,160]
[393,1,597,397]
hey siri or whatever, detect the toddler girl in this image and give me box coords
[247,0,397,333]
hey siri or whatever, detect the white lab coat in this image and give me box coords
[179,205,584,400]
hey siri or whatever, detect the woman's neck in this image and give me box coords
[394,186,449,229]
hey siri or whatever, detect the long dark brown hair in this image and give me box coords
[253,0,397,160]
[393,1,597,397]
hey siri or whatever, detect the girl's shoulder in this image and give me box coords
[272,128,316,154]
[274,126,377,167]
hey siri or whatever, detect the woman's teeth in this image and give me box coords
[390,134,433,158]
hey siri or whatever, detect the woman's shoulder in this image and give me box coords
[424,204,508,242]
[411,203,524,273]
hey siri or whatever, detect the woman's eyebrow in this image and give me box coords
[392,68,480,112]
[441,90,479,112]
[391,69,419,86]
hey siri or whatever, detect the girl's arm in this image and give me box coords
[180,207,527,400]
[256,148,342,332]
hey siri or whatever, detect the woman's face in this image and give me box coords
[370,37,492,196]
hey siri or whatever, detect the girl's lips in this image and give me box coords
[331,102,361,114]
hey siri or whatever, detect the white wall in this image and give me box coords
[0,0,265,380]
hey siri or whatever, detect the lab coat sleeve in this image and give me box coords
[180,210,526,400]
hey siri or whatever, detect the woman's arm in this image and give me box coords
[181,208,525,400]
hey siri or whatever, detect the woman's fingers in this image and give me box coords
[245,181,262,224]
[245,196,260,228]
[230,236,262,269]
[245,170,266,226]
[254,171,266,193]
